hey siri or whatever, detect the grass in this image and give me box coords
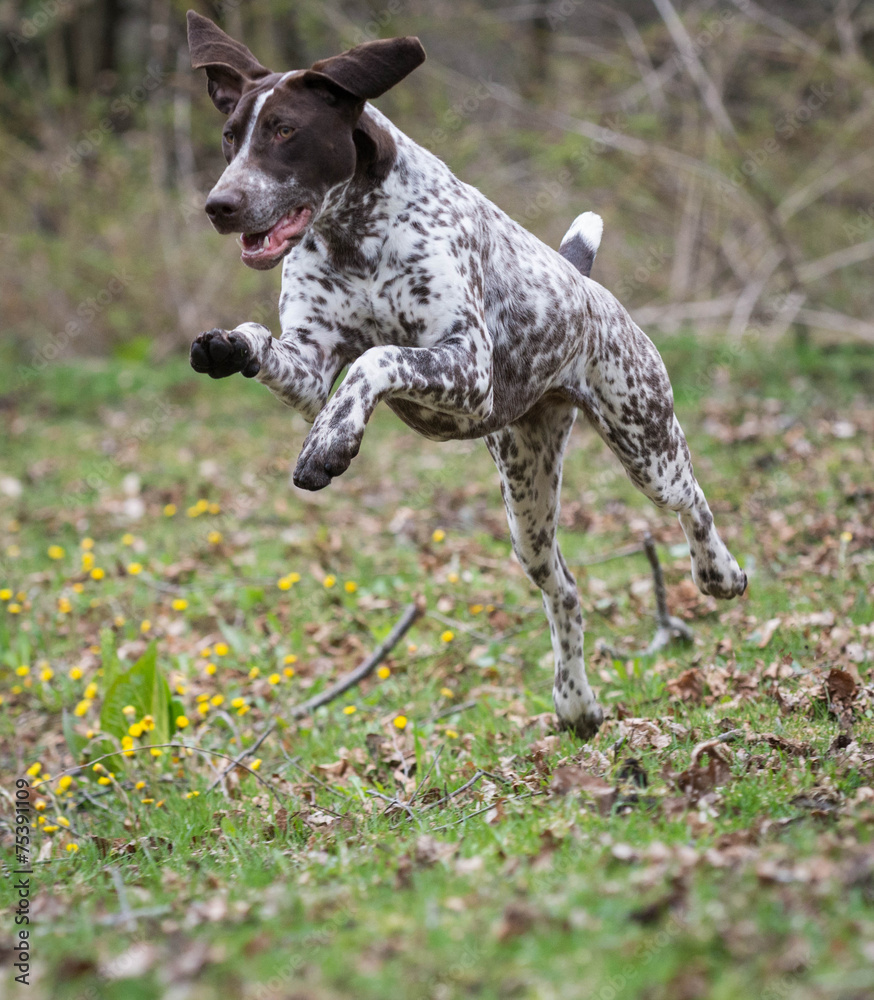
[1,334,873,1000]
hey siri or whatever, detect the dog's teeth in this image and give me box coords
[263,236,270,249]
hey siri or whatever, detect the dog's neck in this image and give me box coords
[307,108,404,275]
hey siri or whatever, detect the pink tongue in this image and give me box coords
[243,208,311,254]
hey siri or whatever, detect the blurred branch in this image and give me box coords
[650,0,737,139]
[797,241,874,283]
[777,148,874,223]
[793,309,874,344]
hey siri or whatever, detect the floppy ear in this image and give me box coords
[305,36,426,104]
[187,10,272,115]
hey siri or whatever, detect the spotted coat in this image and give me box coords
[187,13,747,738]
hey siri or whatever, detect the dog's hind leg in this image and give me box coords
[573,308,747,601]
[485,402,603,740]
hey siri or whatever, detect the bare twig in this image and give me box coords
[288,598,425,718]
[598,533,693,659]
[428,699,479,724]
[408,745,444,806]
[205,721,276,795]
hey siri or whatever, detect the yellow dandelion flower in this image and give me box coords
[72,583,84,594]
[134,781,146,791]
[231,697,245,709]
[80,538,94,551]
[141,715,154,731]
[440,630,455,643]
[210,695,224,707]
[344,580,358,593]
[92,763,105,773]
[377,666,391,680]
[277,576,292,591]
[58,597,72,614]
[128,723,144,738]
[440,687,454,698]
[0,588,11,600]
[48,545,65,560]
[40,667,54,682]
[44,824,60,833]
[150,748,162,757]
[175,683,187,695]
[114,615,125,627]
[127,562,143,575]
[236,704,250,716]
[81,553,95,571]
[57,775,72,791]
[140,619,151,633]
[268,673,280,685]
[164,503,177,517]
[283,667,295,678]
[140,798,154,804]
[248,666,260,680]
[122,533,135,546]
[447,572,459,584]
[16,665,30,677]
[250,758,262,771]
[288,572,301,584]
[323,574,336,589]
[198,702,210,715]
[97,777,111,786]
[26,762,42,777]
[56,816,70,828]
[69,667,83,681]
[207,530,223,544]
[343,705,356,715]
[65,842,79,853]
[34,800,46,811]
[8,603,21,614]
[204,662,216,676]
[176,715,190,728]
[432,528,446,543]
[172,598,188,611]
[11,685,22,694]
[469,604,484,614]
[84,682,98,700]
[185,790,200,799]
[393,715,408,730]
[214,642,229,656]
[284,654,298,665]
[122,705,136,716]
[407,643,418,653]
[89,567,105,581]
[445,729,459,739]
[841,530,853,542]
[196,693,209,703]
[74,699,91,717]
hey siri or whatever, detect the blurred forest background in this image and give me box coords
[1,0,873,374]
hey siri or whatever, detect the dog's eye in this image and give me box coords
[223,132,235,145]
[276,126,294,139]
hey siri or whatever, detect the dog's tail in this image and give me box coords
[558,211,603,278]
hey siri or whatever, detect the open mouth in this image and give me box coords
[239,207,313,269]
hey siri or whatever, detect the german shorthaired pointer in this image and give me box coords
[186,12,747,739]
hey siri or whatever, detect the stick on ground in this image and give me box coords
[598,532,693,659]
[289,597,425,718]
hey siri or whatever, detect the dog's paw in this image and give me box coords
[293,424,361,492]
[691,543,748,600]
[556,703,604,742]
[190,329,261,379]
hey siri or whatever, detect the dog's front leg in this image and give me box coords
[293,338,493,490]
[190,323,338,423]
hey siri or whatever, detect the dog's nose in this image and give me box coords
[205,189,244,224]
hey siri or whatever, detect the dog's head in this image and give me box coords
[187,11,425,270]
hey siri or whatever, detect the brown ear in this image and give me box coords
[187,10,271,115]
[307,36,425,102]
